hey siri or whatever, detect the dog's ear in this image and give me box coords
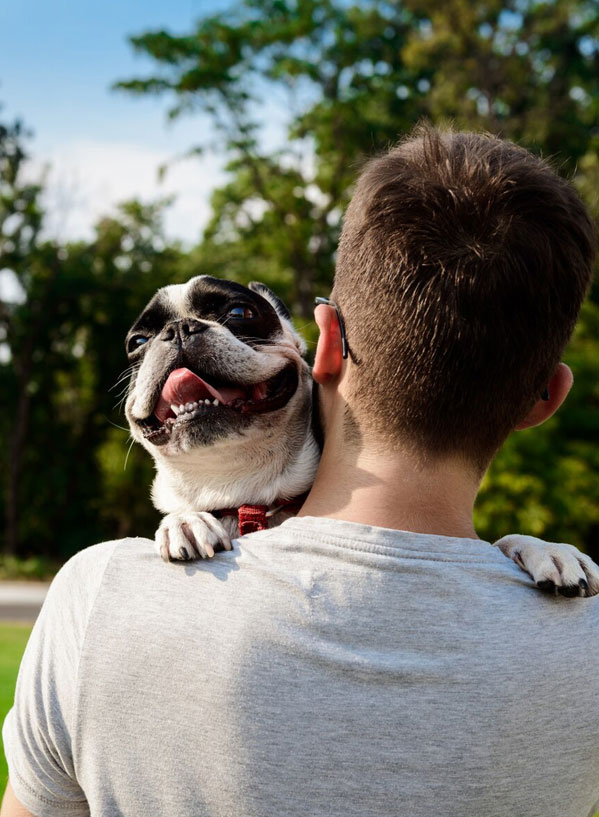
[249,282,291,321]
[248,281,306,355]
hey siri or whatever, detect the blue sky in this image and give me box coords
[0,0,239,243]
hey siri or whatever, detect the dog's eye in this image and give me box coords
[227,306,256,320]
[128,335,149,353]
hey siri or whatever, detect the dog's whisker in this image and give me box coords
[112,382,131,398]
[109,372,135,392]
[112,393,131,410]
[115,364,135,378]
[109,380,129,393]
[234,335,281,346]
[123,438,135,471]
[113,364,136,378]
[104,417,130,433]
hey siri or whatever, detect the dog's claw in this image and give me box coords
[495,534,599,597]
[155,511,232,563]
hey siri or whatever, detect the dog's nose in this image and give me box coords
[160,319,209,342]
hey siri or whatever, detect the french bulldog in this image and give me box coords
[124,275,599,597]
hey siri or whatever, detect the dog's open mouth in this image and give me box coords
[138,364,298,441]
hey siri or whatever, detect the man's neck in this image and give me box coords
[299,435,481,540]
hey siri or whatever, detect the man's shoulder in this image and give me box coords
[47,538,155,615]
[72,536,154,563]
[55,537,152,580]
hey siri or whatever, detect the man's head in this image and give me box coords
[321,125,595,469]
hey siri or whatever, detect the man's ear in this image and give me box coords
[312,304,344,385]
[515,363,573,430]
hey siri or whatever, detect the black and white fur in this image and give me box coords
[125,275,319,560]
[124,275,599,596]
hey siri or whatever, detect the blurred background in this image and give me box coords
[1,0,598,575]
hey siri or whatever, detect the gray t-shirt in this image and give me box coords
[4,516,599,817]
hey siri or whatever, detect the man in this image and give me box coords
[2,126,598,817]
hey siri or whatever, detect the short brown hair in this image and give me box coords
[333,125,596,467]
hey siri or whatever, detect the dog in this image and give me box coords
[125,275,320,561]
[124,274,599,597]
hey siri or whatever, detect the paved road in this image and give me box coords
[0,582,50,623]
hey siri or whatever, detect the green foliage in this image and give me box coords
[1,120,187,557]
[116,0,599,313]
[0,115,43,266]
[0,556,58,581]
[476,296,599,550]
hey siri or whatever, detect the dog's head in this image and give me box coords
[125,275,311,462]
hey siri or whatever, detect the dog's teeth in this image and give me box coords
[204,399,211,405]
[170,404,180,416]
[185,402,194,412]
[213,399,219,406]
[179,404,185,413]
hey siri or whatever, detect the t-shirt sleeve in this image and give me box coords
[2,541,118,817]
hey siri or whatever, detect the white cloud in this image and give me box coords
[25,139,226,246]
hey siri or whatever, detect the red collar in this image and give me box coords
[214,494,308,536]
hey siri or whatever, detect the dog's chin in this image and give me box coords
[128,362,300,456]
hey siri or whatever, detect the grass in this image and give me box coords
[0,622,32,789]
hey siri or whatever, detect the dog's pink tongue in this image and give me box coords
[154,368,245,422]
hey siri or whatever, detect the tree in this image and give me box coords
[0,113,46,555]
[117,0,598,304]
[116,0,599,553]
[0,119,185,557]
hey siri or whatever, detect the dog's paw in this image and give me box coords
[155,512,233,562]
[495,534,599,597]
